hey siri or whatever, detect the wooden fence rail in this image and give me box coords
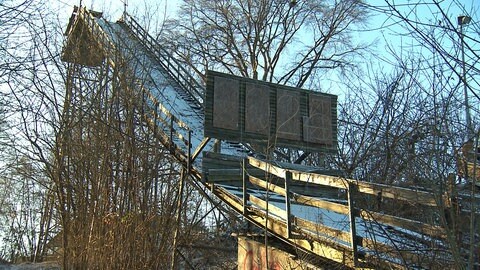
[201,152,454,268]
[240,155,450,268]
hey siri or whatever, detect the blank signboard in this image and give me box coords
[205,70,337,152]
[276,89,301,141]
[213,76,239,130]
[303,93,333,145]
[245,83,270,135]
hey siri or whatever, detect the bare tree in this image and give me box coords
[331,1,479,267]
[366,1,480,139]
[0,0,59,263]
[50,5,238,268]
[373,1,479,268]
[161,0,369,88]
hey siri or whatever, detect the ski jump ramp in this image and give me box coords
[62,6,477,269]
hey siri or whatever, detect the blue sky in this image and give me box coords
[51,0,179,22]
[51,0,479,99]
[52,0,478,64]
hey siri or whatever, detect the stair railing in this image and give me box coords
[120,12,204,110]
[73,7,194,168]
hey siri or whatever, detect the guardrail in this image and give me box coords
[141,87,193,168]
[119,12,204,109]
[244,156,453,268]
[203,152,456,268]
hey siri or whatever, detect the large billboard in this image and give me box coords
[204,71,337,152]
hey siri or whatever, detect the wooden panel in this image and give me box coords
[276,88,301,140]
[62,18,105,66]
[303,93,333,145]
[355,181,437,207]
[250,194,288,220]
[359,210,445,239]
[294,217,352,246]
[249,176,287,197]
[293,194,349,215]
[245,83,270,135]
[213,76,239,130]
[249,174,349,215]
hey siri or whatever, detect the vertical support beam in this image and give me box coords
[187,130,192,172]
[242,158,249,215]
[459,17,472,138]
[153,100,158,136]
[347,182,358,266]
[170,169,187,270]
[285,171,292,238]
[169,117,174,154]
[468,135,478,269]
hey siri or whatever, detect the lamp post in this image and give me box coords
[458,15,472,139]
[458,17,478,270]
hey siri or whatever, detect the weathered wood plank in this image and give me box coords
[249,174,349,215]
[359,210,446,239]
[293,194,349,215]
[210,185,356,268]
[294,217,352,246]
[355,182,437,207]
[249,175,287,197]
[248,156,438,207]
[249,194,288,220]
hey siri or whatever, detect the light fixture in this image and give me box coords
[458,15,472,25]
[458,15,472,139]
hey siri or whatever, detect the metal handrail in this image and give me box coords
[120,12,204,109]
